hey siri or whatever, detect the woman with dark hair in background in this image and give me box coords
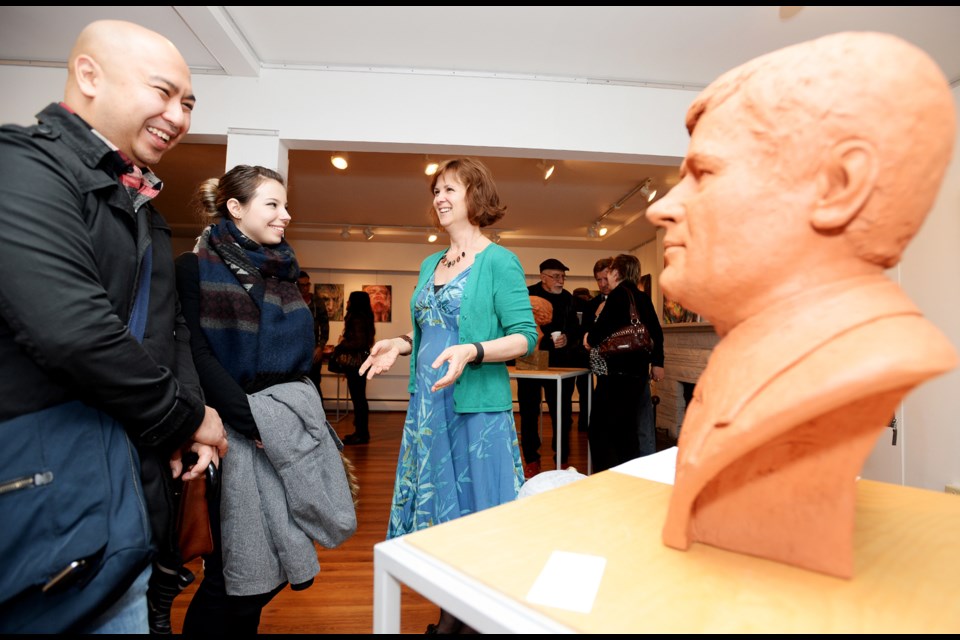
[339,290,376,445]
[585,253,665,472]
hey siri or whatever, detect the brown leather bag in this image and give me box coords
[597,287,653,357]
[176,464,216,562]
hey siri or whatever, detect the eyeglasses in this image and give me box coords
[542,272,566,281]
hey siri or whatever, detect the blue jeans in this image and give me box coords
[81,564,151,634]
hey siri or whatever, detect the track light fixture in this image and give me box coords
[424,156,439,176]
[330,153,348,170]
[587,177,656,238]
[318,223,460,243]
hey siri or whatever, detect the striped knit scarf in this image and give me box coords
[195,219,313,392]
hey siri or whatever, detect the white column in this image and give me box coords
[225,128,289,181]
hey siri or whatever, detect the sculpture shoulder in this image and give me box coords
[722,313,955,436]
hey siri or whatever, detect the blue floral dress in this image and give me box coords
[387,267,525,538]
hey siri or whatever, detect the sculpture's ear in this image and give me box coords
[811,139,878,231]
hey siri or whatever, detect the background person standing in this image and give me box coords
[338,290,376,445]
[297,270,329,400]
[517,258,581,477]
[585,254,664,472]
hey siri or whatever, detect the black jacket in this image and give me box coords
[528,283,581,367]
[587,281,664,376]
[0,103,206,558]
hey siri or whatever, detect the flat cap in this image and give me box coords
[539,258,569,272]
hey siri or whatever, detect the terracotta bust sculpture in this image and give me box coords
[647,32,957,578]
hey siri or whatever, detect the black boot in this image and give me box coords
[343,431,369,445]
[146,562,196,634]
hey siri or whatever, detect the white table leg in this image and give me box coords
[373,549,401,633]
[556,378,563,469]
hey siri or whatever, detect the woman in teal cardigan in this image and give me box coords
[361,158,536,634]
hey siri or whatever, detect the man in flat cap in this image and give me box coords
[517,258,581,477]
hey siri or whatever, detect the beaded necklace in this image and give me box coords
[440,250,466,268]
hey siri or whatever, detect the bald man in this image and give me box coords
[0,20,227,633]
[648,32,956,578]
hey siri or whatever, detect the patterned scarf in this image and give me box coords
[195,219,313,392]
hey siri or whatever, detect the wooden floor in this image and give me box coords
[170,409,594,634]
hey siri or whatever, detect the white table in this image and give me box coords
[507,366,591,471]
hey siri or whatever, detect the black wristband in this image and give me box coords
[472,342,484,365]
[398,334,413,356]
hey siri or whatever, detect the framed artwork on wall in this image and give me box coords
[640,273,652,297]
[316,283,345,321]
[663,296,699,324]
[363,284,392,323]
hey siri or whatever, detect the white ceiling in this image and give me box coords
[2,6,959,250]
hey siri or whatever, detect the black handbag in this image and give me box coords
[590,287,653,375]
[328,343,367,374]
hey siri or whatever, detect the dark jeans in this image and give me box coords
[517,376,575,465]
[588,374,654,473]
[183,461,286,634]
[345,368,369,436]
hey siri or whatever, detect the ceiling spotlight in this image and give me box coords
[587,223,598,238]
[340,227,351,239]
[427,232,438,243]
[425,159,439,176]
[639,180,657,203]
[538,160,556,181]
[330,153,348,170]
[598,225,608,237]
[363,226,375,240]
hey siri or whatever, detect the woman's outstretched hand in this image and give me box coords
[361,337,401,379]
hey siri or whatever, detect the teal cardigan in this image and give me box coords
[407,244,537,413]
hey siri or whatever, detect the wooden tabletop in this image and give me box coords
[403,471,960,633]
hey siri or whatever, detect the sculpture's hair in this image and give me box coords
[687,32,955,267]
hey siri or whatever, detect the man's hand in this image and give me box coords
[170,442,221,481]
[193,405,228,458]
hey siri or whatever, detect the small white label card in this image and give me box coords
[525,550,606,613]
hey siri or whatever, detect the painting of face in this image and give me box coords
[362,284,392,323]
[316,283,344,321]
